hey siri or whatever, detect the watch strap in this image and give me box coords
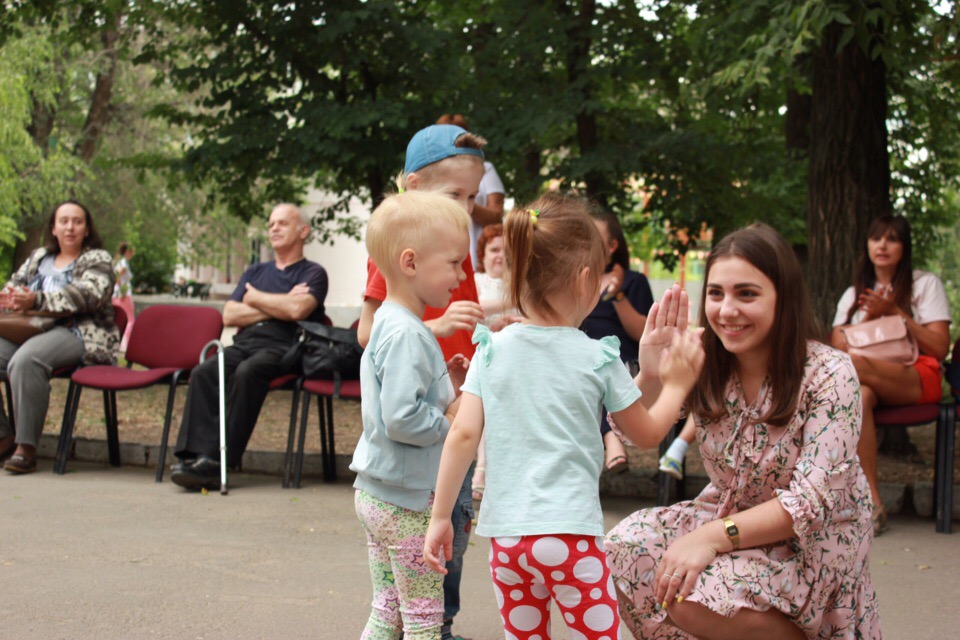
[722,517,740,550]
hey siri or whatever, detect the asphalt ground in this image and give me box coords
[1,462,955,639]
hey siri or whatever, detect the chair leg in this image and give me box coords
[294,393,312,489]
[323,396,337,482]
[104,390,121,467]
[283,382,302,489]
[936,404,955,533]
[54,383,83,475]
[156,373,182,483]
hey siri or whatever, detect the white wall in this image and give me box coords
[301,190,370,327]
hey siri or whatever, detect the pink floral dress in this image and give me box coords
[605,342,882,638]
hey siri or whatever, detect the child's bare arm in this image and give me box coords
[444,395,462,425]
[424,393,484,573]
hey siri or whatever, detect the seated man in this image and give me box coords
[171,203,328,491]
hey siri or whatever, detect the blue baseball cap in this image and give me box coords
[404,124,484,174]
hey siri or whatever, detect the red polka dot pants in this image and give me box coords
[490,534,622,639]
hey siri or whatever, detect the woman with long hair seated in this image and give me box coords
[830,215,950,534]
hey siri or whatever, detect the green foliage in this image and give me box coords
[0,22,86,245]
[922,189,960,343]
[140,0,466,241]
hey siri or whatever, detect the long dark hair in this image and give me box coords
[589,207,631,271]
[843,215,914,324]
[687,223,818,427]
[43,200,103,253]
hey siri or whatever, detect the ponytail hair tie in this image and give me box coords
[528,209,540,227]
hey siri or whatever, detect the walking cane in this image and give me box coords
[200,340,229,495]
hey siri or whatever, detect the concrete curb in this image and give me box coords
[39,434,959,521]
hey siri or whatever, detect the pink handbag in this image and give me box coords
[841,315,918,366]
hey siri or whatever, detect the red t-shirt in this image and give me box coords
[364,257,478,361]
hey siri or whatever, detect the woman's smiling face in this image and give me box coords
[704,256,777,363]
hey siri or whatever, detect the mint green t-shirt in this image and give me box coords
[461,323,641,537]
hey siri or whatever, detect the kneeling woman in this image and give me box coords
[606,224,880,638]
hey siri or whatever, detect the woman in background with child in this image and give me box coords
[831,215,950,535]
[470,222,520,501]
[581,207,655,475]
[606,224,881,638]
[425,193,705,639]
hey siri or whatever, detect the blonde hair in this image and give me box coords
[503,192,606,321]
[399,132,487,191]
[366,190,471,275]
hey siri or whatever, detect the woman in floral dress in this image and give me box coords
[606,224,881,639]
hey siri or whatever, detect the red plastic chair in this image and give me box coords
[285,318,360,488]
[54,305,223,481]
[873,338,958,534]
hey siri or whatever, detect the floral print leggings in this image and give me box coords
[355,490,443,640]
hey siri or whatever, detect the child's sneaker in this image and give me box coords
[658,454,683,480]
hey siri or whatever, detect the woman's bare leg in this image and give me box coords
[858,385,882,506]
[667,601,805,640]
[850,355,922,405]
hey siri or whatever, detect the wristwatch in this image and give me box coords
[613,291,625,302]
[722,517,740,550]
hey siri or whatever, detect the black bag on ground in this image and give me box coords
[281,320,363,382]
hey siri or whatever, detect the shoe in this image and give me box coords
[4,454,37,474]
[170,455,221,491]
[658,455,683,480]
[605,454,629,475]
[170,458,196,475]
[872,503,889,536]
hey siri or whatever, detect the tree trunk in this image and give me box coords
[806,21,890,331]
[561,0,610,205]
[74,16,121,163]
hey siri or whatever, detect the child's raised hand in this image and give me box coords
[429,301,484,338]
[423,518,454,574]
[659,329,705,393]
[638,285,689,378]
[446,354,470,395]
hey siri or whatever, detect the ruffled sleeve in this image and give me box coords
[775,347,863,543]
[472,324,494,366]
[594,336,622,370]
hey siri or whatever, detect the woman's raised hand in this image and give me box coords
[858,287,898,320]
[638,284,689,378]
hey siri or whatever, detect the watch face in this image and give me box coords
[728,524,739,536]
